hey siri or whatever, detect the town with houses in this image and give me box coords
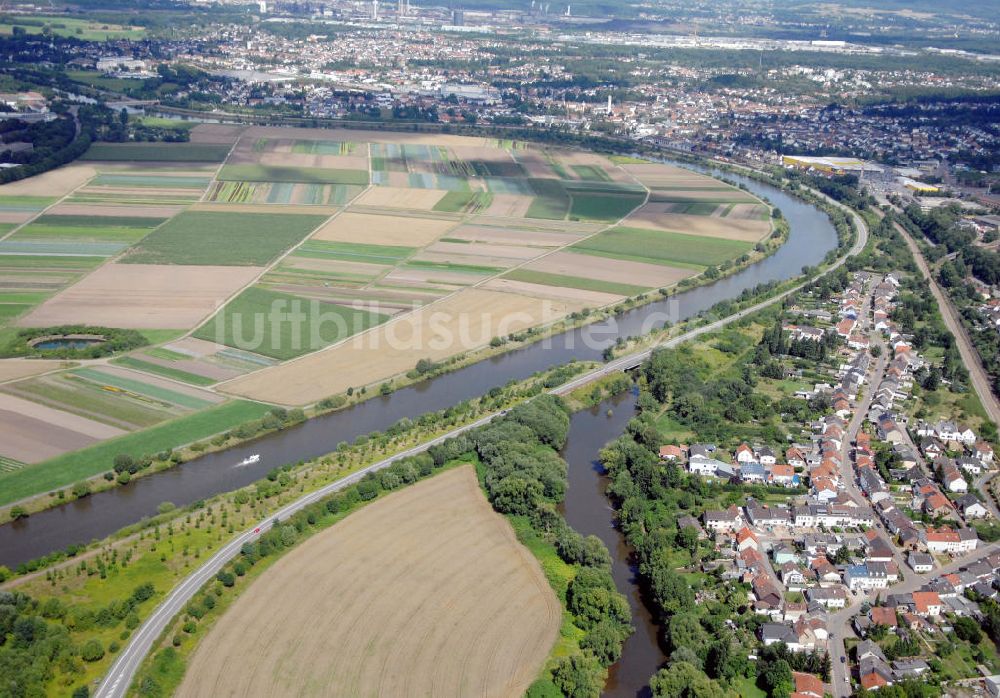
[659,269,1000,693]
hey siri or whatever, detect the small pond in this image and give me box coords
[30,336,105,351]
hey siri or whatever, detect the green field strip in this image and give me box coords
[666,202,722,215]
[144,347,192,361]
[123,211,329,266]
[91,174,213,189]
[266,268,378,284]
[112,356,218,387]
[0,291,50,304]
[81,142,231,162]
[0,400,274,506]
[433,191,493,213]
[71,367,215,410]
[0,254,102,269]
[218,164,369,186]
[33,214,168,228]
[503,269,650,296]
[214,347,276,368]
[568,192,645,222]
[526,178,571,220]
[0,455,25,472]
[0,223,15,236]
[0,195,56,211]
[563,180,646,194]
[7,378,173,430]
[291,140,356,155]
[570,226,751,268]
[402,259,504,274]
[0,241,124,256]
[0,303,30,321]
[570,165,612,182]
[67,195,202,205]
[194,286,390,361]
[648,192,756,204]
[568,248,708,272]
[12,224,155,243]
[295,240,414,264]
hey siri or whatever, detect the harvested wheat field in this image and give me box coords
[221,288,576,404]
[241,125,491,147]
[45,203,184,218]
[0,359,72,384]
[355,186,447,210]
[483,277,622,307]
[312,211,456,247]
[0,164,95,197]
[19,263,263,329]
[190,124,245,144]
[449,224,579,248]
[524,250,695,288]
[179,465,559,698]
[624,203,771,241]
[483,194,534,218]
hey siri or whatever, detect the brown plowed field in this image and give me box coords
[179,465,559,698]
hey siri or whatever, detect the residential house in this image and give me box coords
[792,672,824,698]
[907,551,934,573]
[870,606,897,628]
[911,591,943,618]
[704,506,743,532]
[806,585,848,609]
[923,526,978,554]
[975,441,994,463]
[768,463,797,488]
[658,444,687,461]
[741,462,767,484]
[846,564,889,591]
[956,494,989,520]
[736,527,759,552]
[735,443,756,464]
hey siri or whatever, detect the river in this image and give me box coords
[561,389,669,697]
[0,169,837,569]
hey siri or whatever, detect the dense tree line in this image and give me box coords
[0,583,156,696]
[428,395,632,698]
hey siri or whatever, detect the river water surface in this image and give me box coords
[0,169,837,569]
[561,390,668,697]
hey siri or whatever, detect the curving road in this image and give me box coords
[95,185,869,698]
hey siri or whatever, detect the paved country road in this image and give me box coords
[95,186,869,698]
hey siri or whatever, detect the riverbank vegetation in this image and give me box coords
[130,395,625,698]
[0,363,609,697]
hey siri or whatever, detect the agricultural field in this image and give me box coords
[0,129,769,480]
[0,363,224,465]
[121,211,327,266]
[19,263,262,329]
[220,287,580,405]
[0,399,272,506]
[0,254,104,330]
[193,285,390,360]
[82,142,231,163]
[179,466,558,698]
[0,16,144,40]
[217,164,368,186]
[570,226,755,269]
[1,214,167,257]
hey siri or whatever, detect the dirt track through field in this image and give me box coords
[179,465,559,698]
